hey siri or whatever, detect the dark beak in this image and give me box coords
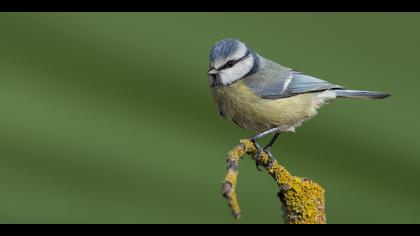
[208,68,220,87]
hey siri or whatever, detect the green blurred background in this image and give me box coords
[0,13,419,224]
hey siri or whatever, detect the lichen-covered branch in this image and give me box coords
[221,139,326,224]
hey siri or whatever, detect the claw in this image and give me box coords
[250,138,264,171]
[263,148,276,168]
[249,131,281,171]
[249,138,263,158]
[255,162,265,172]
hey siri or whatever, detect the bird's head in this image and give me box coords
[208,38,258,87]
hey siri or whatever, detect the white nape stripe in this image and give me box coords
[227,42,247,61]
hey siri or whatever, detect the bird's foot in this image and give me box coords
[249,138,265,171]
[253,147,276,171]
[263,147,276,169]
[249,131,280,171]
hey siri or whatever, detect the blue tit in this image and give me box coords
[208,38,390,166]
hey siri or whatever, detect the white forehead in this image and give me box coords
[212,42,247,69]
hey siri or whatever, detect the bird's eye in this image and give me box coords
[226,60,236,67]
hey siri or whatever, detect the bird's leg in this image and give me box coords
[249,127,281,141]
[263,133,280,168]
[249,127,281,171]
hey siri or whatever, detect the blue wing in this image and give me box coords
[243,59,344,99]
[287,71,344,96]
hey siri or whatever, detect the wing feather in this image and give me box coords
[243,57,344,99]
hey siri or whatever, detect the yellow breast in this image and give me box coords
[211,80,319,133]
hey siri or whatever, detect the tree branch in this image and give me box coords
[221,139,326,224]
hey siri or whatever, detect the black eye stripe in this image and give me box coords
[219,60,237,70]
[219,52,251,70]
[225,60,237,68]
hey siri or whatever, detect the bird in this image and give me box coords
[208,38,390,169]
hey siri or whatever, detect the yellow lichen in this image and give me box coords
[221,139,326,224]
[221,144,244,219]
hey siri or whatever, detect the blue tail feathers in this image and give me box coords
[334,89,391,99]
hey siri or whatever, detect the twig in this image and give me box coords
[221,139,326,224]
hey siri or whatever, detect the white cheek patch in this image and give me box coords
[219,55,254,86]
